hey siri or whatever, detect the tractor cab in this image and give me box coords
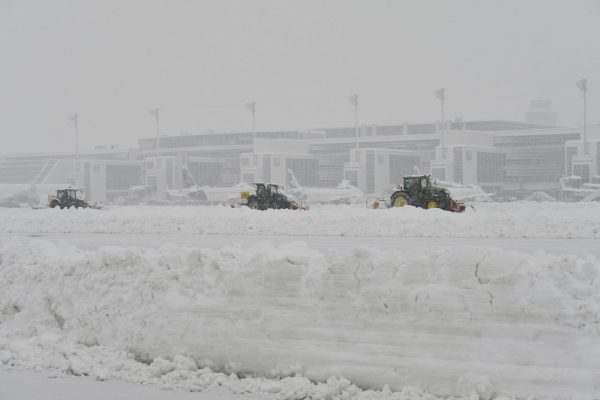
[255,183,281,201]
[401,175,431,202]
[403,176,431,192]
[58,189,79,201]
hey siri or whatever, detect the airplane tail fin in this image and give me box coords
[182,167,199,188]
[287,169,302,189]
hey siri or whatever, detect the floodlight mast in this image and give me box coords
[246,101,256,147]
[68,114,79,161]
[149,108,160,159]
[434,88,446,159]
[347,94,359,151]
[577,79,588,154]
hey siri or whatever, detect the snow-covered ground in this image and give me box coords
[1,202,600,238]
[0,367,262,400]
[1,203,599,399]
[4,232,600,257]
[1,239,599,399]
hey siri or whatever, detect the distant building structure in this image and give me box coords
[73,159,143,202]
[240,139,317,186]
[565,123,600,184]
[1,120,596,201]
[344,148,420,195]
[524,99,558,126]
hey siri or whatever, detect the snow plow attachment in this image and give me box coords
[449,199,466,213]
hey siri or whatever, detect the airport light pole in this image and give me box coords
[577,79,588,154]
[68,114,79,160]
[149,108,160,159]
[246,101,256,147]
[434,88,446,159]
[347,94,359,152]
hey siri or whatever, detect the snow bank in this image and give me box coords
[2,201,600,238]
[1,240,599,399]
[0,184,66,206]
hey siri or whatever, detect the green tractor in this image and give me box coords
[48,188,91,209]
[241,183,298,210]
[390,175,465,212]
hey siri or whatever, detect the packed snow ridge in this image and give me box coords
[1,202,600,238]
[1,240,599,399]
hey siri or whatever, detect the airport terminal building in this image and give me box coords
[1,120,597,202]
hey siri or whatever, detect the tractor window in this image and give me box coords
[57,191,65,199]
[420,178,429,188]
[270,185,279,194]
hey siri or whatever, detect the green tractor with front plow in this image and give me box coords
[390,175,465,212]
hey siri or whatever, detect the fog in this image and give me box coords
[1,0,599,155]
[3,3,600,399]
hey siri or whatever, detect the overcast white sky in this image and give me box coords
[1,0,599,155]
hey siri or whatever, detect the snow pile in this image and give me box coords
[434,180,493,202]
[2,201,600,238]
[1,240,599,399]
[0,184,65,207]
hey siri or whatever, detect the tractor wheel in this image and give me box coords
[247,198,260,210]
[391,193,409,207]
[50,200,60,209]
[426,199,439,209]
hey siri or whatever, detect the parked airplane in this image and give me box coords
[0,183,69,208]
[559,176,600,202]
[433,180,494,202]
[166,167,207,202]
[202,183,254,204]
[167,167,253,204]
[0,185,41,208]
[286,169,364,204]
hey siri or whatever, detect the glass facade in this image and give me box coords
[389,154,420,184]
[431,168,446,180]
[477,152,505,183]
[366,152,375,193]
[453,148,463,183]
[566,147,577,176]
[286,158,319,186]
[597,142,600,176]
[106,165,142,190]
[573,164,590,183]
[188,161,222,186]
[495,133,578,183]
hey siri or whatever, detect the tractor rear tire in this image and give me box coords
[248,198,260,210]
[50,200,60,209]
[391,193,409,207]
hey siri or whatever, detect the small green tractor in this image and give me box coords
[48,188,92,209]
[390,175,465,212]
[241,183,299,210]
